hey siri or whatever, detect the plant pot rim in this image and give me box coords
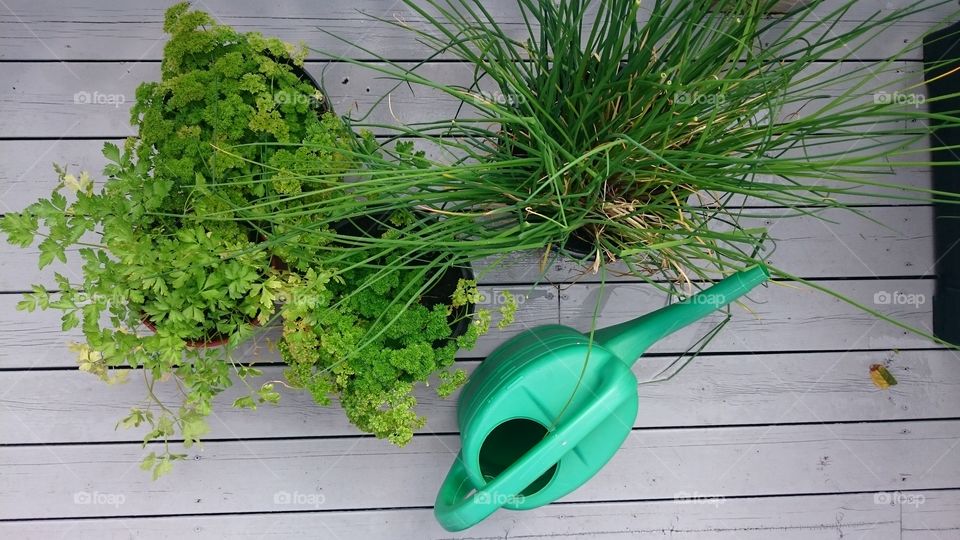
[281,57,333,116]
[560,226,597,260]
[428,263,476,341]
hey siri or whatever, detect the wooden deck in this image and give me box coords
[2,1,960,538]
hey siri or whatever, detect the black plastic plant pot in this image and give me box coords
[560,227,598,260]
[285,61,333,116]
[924,23,960,345]
[421,263,476,340]
[520,210,597,261]
[333,213,477,340]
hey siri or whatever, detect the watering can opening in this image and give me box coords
[478,418,559,496]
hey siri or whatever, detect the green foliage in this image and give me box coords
[8,144,279,344]
[0,2,355,478]
[132,2,353,229]
[277,223,494,445]
[260,0,960,347]
[0,212,38,248]
[327,0,960,285]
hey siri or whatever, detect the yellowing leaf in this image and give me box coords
[62,171,93,194]
[870,364,898,389]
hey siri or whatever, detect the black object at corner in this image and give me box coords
[925,21,960,344]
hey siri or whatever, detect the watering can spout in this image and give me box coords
[592,265,769,365]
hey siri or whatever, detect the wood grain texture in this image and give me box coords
[2,349,957,444]
[0,279,941,370]
[538,205,936,283]
[0,419,957,519]
[0,284,557,369]
[0,206,935,294]
[560,278,937,353]
[902,490,960,539]
[0,60,929,138]
[0,491,920,539]
[0,0,952,60]
[0,139,931,213]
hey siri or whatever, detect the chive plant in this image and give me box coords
[221,0,960,343]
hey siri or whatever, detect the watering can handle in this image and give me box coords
[434,362,636,531]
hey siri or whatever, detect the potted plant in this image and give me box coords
[274,211,513,444]
[280,0,960,343]
[0,2,356,478]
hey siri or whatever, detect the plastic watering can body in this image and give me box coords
[435,265,769,531]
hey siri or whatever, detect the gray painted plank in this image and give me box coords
[0,231,566,288]
[902,490,960,539]
[0,139,931,214]
[560,278,937,353]
[0,138,471,212]
[0,491,913,539]
[0,206,935,293]
[761,205,933,279]
[0,283,557,370]
[0,0,952,61]
[538,205,935,283]
[0,419,957,519]
[0,279,940,370]
[0,292,82,369]
[2,349,958,444]
[0,140,118,213]
[0,60,481,137]
[0,60,928,138]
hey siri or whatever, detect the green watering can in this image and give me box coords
[434,265,769,531]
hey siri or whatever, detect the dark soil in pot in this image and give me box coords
[559,226,598,260]
[517,214,597,261]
